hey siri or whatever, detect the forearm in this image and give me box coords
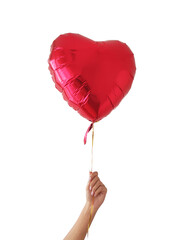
[63,171,107,240]
[63,202,97,240]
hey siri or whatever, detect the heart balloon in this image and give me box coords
[48,33,136,122]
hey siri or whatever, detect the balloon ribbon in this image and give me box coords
[84,122,94,236]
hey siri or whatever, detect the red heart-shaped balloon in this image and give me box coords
[48,33,136,122]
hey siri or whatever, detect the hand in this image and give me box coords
[86,171,107,212]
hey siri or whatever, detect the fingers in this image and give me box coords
[89,171,98,181]
[90,174,100,190]
[94,185,107,198]
[89,171,99,190]
[86,172,97,191]
[89,171,107,197]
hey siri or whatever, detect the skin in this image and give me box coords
[63,171,107,240]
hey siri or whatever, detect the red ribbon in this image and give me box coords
[84,123,93,145]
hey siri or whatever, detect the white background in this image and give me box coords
[0,0,187,239]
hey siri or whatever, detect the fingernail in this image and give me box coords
[91,191,93,196]
[89,186,92,191]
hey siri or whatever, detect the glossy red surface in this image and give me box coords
[48,33,136,122]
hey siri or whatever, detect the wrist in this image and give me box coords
[85,200,98,215]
